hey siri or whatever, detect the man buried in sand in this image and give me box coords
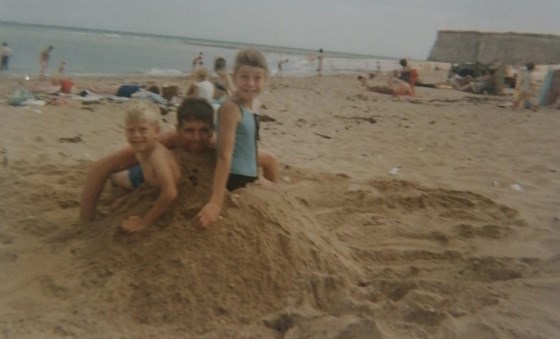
[80,97,214,223]
[120,101,181,233]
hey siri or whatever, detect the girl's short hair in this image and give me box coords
[124,100,160,124]
[233,48,269,75]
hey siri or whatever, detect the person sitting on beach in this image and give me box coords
[186,67,215,103]
[39,46,54,79]
[80,97,279,222]
[49,61,75,94]
[358,72,412,96]
[395,59,419,94]
[458,70,495,95]
[197,48,277,228]
[512,62,538,111]
[118,101,181,233]
[212,57,235,100]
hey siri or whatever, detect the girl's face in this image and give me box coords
[233,65,267,102]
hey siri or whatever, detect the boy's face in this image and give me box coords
[125,119,159,153]
[177,119,213,154]
[233,65,267,102]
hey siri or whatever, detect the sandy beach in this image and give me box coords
[0,71,559,338]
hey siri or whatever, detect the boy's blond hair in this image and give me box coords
[124,100,160,125]
[233,48,269,75]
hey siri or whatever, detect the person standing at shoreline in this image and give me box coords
[192,52,204,72]
[276,59,288,77]
[39,45,53,79]
[316,48,324,77]
[1,42,13,71]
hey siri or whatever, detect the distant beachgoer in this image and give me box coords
[1,42,14,71]
[212,57,234,100]
[358,72,412,96]
[39,46,54,79]
[376,61,381,73]
[192,52,204,71]
[459,70,495,95]
[50,61,74,94]
[316,49,324,76]
[50,60,66,85]
[186,67,215,103]
[395,58,419,94]
[276,59,288,77]
[513,62,538,111]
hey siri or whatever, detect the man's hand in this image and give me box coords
[196,201,222,228]
[122,216,146,233]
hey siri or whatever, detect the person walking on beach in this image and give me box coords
[39,46,53,79]
[1,43,13,71]
[316,48,324,76]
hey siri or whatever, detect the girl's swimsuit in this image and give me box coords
[220,103,259,191]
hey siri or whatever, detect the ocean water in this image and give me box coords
[0,21,398,77]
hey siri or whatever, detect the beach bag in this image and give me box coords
[8,88,34,106]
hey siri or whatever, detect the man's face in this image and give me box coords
[177,119,213,154]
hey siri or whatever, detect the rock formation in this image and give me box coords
[428,30,560,65]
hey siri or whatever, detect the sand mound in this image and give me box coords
[71,150,364,334]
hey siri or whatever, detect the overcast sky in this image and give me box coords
[1,0,559,59]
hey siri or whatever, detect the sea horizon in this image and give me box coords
[0,20,396,61]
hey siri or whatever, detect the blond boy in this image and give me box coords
[121,101,181,233]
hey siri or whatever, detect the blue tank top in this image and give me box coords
[218,104,258,177]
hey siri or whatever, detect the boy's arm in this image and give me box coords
[197,101,239,228]
[138,154,179,227]
[80,147,138,221]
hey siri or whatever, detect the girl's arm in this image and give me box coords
[196,101,239,227]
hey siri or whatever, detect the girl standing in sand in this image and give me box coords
[197,48,269,228]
